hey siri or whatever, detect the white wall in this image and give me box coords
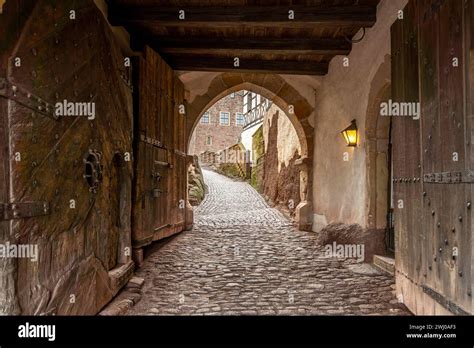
[241,122,262,162]
[312,0,407,231]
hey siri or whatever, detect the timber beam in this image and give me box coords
[109,5,377,27]
[131,36,352,56]
[164,56,329,75]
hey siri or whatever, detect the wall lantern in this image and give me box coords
[341,119,358,147]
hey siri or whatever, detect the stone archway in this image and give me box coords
[365,55,392,252]
[185,73,314,231]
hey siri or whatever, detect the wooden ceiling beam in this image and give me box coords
[165,55,329,75]
[131,36,352,56]
[109,5,377,27]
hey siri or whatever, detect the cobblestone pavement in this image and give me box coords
[127,169,410,315]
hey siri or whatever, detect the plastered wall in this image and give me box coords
[312,0,408,231]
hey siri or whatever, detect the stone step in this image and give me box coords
[373,255,395,276]
[98,276,145,316]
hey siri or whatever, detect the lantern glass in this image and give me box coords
[341,120,358,147]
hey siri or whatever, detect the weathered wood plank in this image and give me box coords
[467,0,474,314]
[403,0,421,287]
[109,5,377,27]
[418,0,439,300]
[132,36,352,56]
[167,55,329,75]
[6,0,133,314]
[438,0,466,309]
[399,0,474,314]
[391,14,405,276]
[392,0,424,313]
[132,45,187,245]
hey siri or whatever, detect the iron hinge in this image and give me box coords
[140,134,165,149]
[0,77,58,120]
[154,160,173,168]
[0,201,50,220]
[423,171,474,184]
[421,285,470,315]
[174,149,186,157]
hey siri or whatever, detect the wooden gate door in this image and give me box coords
[0,0,134,314]
[0,0,36,315]
[131,46,187,256]
[391,0,423,314]
[392,0,473,315]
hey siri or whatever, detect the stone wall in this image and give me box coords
[214,143,249,180]
[187,156,206,206]
[260,104,302,215]
[188,92,244,155]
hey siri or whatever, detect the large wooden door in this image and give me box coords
[0,0,134,314]
[0,0,37,315]
[131,46,187,251]
[391,0,423,313]
[392,0,473,315]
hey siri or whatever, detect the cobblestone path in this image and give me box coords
[128,169,409,315]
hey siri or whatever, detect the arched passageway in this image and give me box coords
[5,0,469,319]
[185,73,314,231]
[187,88,304,222]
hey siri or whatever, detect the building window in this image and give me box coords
[243,91,250,114]
[220,111,230,125]
[206,136,212,145]
[236,112,245,126]
[251,93,257,109]
[201,112,210,124]
[243,91,259,114]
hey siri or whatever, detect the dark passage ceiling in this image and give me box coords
[107,0,380,75]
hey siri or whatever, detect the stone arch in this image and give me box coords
[185,73,314,231]
[365,55,392,236]
[186,74,313,159]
